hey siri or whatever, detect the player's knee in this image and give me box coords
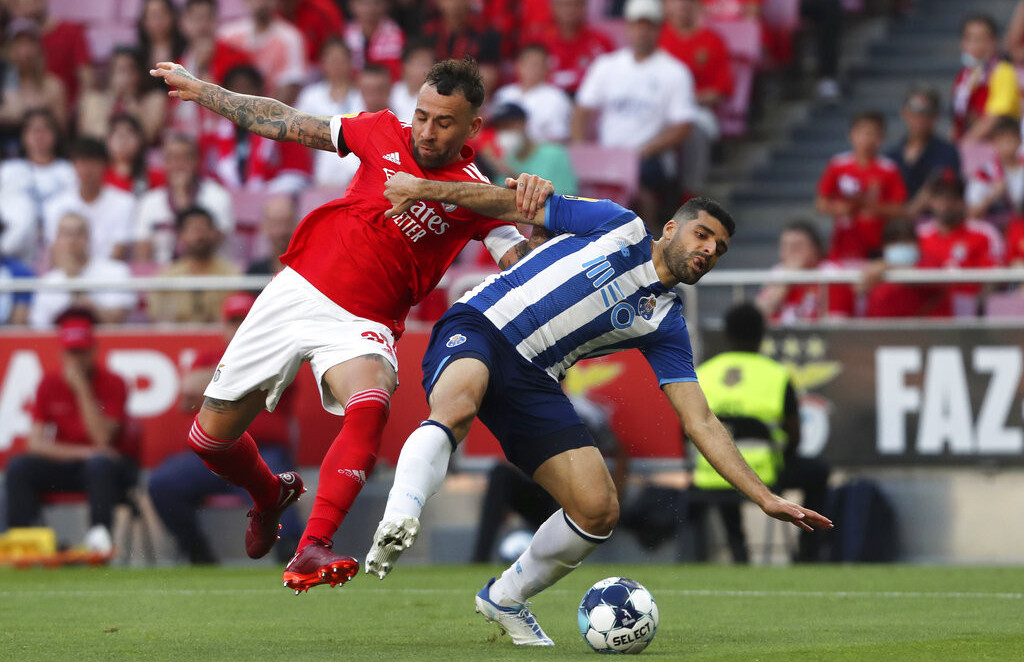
[571,494,619,538]
[430,391,479,438]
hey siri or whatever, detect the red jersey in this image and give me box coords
[1005,218,1024,263]
[917,218,1001,296]
[280,110,510,338]
[200,118,313,190]
[279,0,346,65]
[817,152,907,260]
[31,368,129,452]
[42,21,90,103]
[525,24,616,94]
[658,24,734,99]
[765,262,855,323]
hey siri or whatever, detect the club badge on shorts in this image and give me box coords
[446,333,467,348]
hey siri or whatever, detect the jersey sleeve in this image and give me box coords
[817,161,840,198]
[639,313,699,386]
[542,194,636,235]
[332,111,386,160]
[884,167,908,203]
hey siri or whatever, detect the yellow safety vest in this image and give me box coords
[693,351,791,490]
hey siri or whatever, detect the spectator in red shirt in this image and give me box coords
[4,308,135,555]
[423,0,504,95]
[148,293,301,564]
[661,0,734,111]
[816,111,908,262]
[953,14,1021,141]
[345,0,406,81]
[277,0,346,67]
[10,0,94,104]
[1005,214,1024,267]
[526,0,615,96]
[756,220,855,323]
[862,221,946,318]
[917,173,1002,306]
[201,66,313,194]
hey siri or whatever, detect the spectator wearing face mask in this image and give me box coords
[481,103,577,196]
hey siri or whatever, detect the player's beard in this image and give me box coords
[411,138,455,169]
[667,249,708,285]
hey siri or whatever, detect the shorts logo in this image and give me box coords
[446,333,467,348]
[638,294,657,320]
[213,364,224,382]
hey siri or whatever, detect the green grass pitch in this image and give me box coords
[2,564,1023,661]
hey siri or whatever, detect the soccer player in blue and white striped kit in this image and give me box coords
[366,172,833,646]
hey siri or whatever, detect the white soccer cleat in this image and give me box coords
[474,578,554,646]
[365,515,420,579]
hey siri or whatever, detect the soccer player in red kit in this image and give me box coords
[150,57,551,592]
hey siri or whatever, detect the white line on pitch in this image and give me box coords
[2,588,1021,600]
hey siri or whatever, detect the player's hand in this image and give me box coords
[383,171,422,219]
[505,173,554,221]
[760,494,833,533]
[149,62,204,102]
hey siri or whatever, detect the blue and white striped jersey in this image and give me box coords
[457,195,698,385]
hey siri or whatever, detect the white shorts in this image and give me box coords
[203,267,398,415]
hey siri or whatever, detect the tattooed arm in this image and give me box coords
[150,61,336,152]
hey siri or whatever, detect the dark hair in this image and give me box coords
[673,196,736,237]
[402,37,435,62]
[222,64,265,93]
[137,0,187,64]
[360,63,392,79]
[519,43,550,58]
[991,115,1021,138]
[319,35,351,60]
[928,169,965,198]
[961,13,999,38]
[783,219,824,255]
[19,107,64,158]
[175,206,215,231]
[55,305,99,326]
[424,57,486,109]
[850,110,886,132]
[903,84,941,115]
[883,219,917,244]
[69,137,109,162]
[723,303,765,350]
[185,0,217,10]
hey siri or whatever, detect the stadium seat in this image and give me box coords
[86,24,138,63]
[229,189,276,265]
[298,185,345,218]
[762,0,801,31]
[959,141,997,177]
[707,19,762,63]
[985,292,1024,318]
[717,61,757,138]
[595,18,627,49]
[568,144,640,207]
[218,0,250,21]
[49,0,118,24]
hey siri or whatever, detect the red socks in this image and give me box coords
[299,388,391,550]
[188,420,280,511]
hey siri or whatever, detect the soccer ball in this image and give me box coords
[578,577,659,654]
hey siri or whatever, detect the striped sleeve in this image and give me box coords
[543,195,637,236]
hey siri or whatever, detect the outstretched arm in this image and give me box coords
[663,381,834,533]
[150,62,336,152]
[384,171,552,226]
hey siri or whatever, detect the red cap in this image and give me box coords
[58,317,95,350]
[221,292,257,320]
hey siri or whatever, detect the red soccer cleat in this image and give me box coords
[245,472,305,559]
[282,537,359,594]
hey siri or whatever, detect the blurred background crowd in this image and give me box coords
[2,0,1021,329]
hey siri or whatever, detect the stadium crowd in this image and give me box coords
[0,0,1019,328]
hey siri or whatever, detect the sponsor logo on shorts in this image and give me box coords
[638,294,657,321]
[446,333,467,348]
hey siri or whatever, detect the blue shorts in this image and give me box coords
[421,304,594,476]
